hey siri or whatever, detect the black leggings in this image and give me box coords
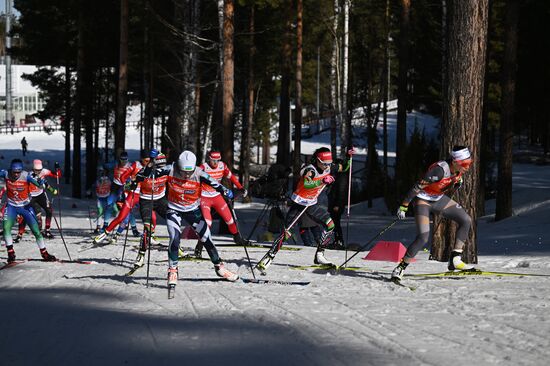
[268,202,334,256]
[404,195,472,260]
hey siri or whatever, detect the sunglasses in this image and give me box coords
[456,159,472,169]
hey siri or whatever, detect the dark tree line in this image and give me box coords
[6,0,550,262]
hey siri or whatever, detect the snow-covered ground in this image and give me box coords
[1,123,550,365]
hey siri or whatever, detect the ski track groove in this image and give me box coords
[327,297,435,366]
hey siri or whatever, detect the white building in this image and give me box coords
[0,64,46,126]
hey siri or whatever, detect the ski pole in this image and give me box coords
[54,162,64,233]
[344,154,353,265]
[146,159,156,288]
[120,186,137,265]
[275,185,326,253]
[51,208,73,261]
[338,218,399,268]
[87,205,94,232]
[225,194,256,279]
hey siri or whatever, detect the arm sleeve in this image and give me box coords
[302,167,322,189]
[401,166,445,205]
[27,174,44,188]
[224,166,243,189]
[200,171,226,194]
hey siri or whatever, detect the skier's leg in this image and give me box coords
[3,205,17,247]
[438,196,473,270]
[392,201,432,280]
[166,209,184,268]
[183,209,221,264]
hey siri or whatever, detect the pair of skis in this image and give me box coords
[0,258,93,271]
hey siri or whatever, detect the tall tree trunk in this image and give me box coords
[293,0,303,183]
[222,0,235,167]
[340,0,351,155]
[277,0,293,167]
[395,0,410,191]
[115,0,128,158]
[432,0,489,263]
[73,2,87,198]
[64,63,71,184]
[382,0,390,195]
[495,0,519,221]
[329,0,339,159]
[242,5,255,196]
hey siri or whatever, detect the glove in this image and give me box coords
[224,189,234,200]
[240,188,248,198]
[396,205,408,220]
[453,176,463,190]
[54,162,60,171]
[150,149,159,159]
[346,147,356,157]
[125,181,138,191]
[322,175,335,185]
[47,186,58,196]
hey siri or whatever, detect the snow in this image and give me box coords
[1,123,550,365]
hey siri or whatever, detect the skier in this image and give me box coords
[1,159,56,262]
[14,159,60,242]
[21,137,28,156]
[255,146,355,274]
[93,151,147,244]
[144,150,239,288]
[131,151,169,270]
[93,165,118,234]
[391,146,474,281]
[194,150,247,258]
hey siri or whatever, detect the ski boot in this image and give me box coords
[391,260,409,281]
[194,241,203,258]
[93,226,101,235]
[93,231,110,245]
[43,229,55,239]
[40,248,57,262]
[314,249,334,266]
[214,262,239,282]
[167,267,178,286]
[134,250,146,268]
[7,246,16,263]
[109,232,121,244]
[255,252,275,275]
[150,235,161,246]
[131,226,141,237]
[448,250,475,271]
[13,234,23,243]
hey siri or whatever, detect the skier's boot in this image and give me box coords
[134,250,146,268]
[7,246,16,263]
[93,226,101,235]
[40,248,56,262]
[150,235,161,246]
[448,250,475,271]
[314,249,334,266]
[131,226,141,237]
[109,232,121,244]
[391,260,409,281]
[255,252,275,275]
[13,234,23,243]
[194,241,203,258]
[167,267,178,286]
[43,229,54,239]
[215,262,239,282]
[93,231,110,245]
